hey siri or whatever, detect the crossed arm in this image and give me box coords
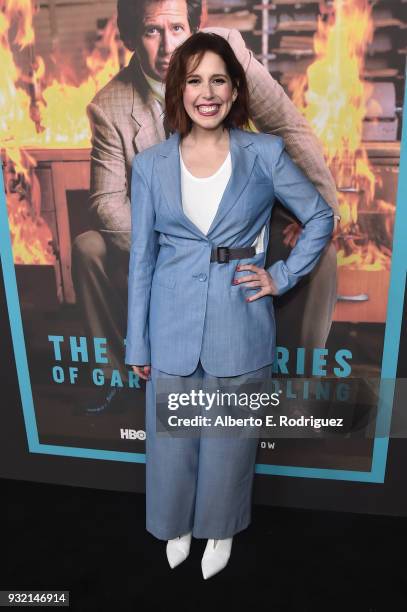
[87,101,132,253]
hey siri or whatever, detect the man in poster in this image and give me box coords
[71,0,340,413]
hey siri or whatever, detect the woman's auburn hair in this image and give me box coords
[164,32,250,136]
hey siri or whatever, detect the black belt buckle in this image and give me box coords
[217,246,230,263]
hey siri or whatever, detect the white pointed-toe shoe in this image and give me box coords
[201,537,233,579]
[166,531,192,569]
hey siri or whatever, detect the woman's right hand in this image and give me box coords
[131,365,151,380]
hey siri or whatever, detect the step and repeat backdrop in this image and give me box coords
[1,0,407,514]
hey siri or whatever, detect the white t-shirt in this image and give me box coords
[179,145,265,252]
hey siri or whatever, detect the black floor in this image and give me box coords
[2,478,406,611]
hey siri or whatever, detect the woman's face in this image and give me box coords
[182,50,237,131]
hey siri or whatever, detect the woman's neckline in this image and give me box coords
[179,145,231,181]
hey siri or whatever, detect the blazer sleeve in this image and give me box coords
[223,27,340,219]
[124,156,159,366]
[87,101,132,253]
[266,137,335,296]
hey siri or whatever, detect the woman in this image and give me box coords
[125,32,334,579]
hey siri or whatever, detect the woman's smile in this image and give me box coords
[195,103,221,116]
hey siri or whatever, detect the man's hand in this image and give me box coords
[283,221,302,248]
[233,264,278,300]
[131,365,151,380]
[283,216,339,248]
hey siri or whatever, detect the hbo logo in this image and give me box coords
[120,428,146,440]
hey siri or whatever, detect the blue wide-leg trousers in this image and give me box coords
[145,359,272,540]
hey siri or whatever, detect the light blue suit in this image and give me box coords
[124,127,334,376]
[124,127,334,540]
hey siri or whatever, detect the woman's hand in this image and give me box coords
[131,365,151,380]
[233,264,278,300]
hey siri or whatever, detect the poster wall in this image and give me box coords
[0,0,406,486]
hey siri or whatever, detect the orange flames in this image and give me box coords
[33,15,131,148]
[0,0,38,175]
[0,0,54,263]
[1,1,129,153]
[1,0,130,264]
[289,0,393,271]
[1,0,395,269]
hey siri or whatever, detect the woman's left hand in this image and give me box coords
[233,264,278,300]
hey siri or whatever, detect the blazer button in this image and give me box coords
[198,273,207,282]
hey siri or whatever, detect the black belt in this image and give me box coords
[210,246,256,263]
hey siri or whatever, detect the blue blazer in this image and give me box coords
[124,127,334,377]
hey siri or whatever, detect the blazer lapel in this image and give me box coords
[157,128,258,240]
[206,128,257,235]
[157,132,208,239]
[130,55,166,152]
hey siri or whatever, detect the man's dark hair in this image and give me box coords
[117,0,203,51]
[165,32,250,136]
